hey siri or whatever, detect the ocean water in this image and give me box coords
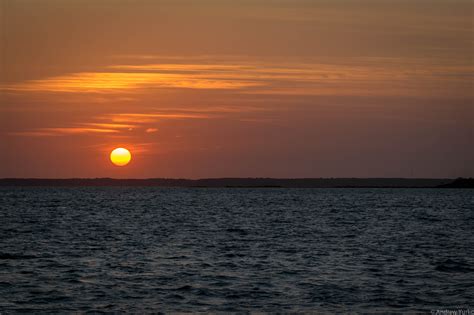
[0,187,472,313]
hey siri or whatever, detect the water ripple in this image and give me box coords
[0,187,472,312]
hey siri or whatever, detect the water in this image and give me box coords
[1,188,473,313]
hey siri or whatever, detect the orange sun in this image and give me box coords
[110,148,132,166]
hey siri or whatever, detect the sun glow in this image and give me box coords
[110,148,132,166]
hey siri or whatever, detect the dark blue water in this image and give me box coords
[1,188,473,313]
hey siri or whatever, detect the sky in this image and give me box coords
[1,0,473,178]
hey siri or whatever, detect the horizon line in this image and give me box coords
[0,177,463,180]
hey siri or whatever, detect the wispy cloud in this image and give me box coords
[11,127,120,137]
[107,112,212,123]
[1,71,263,93]
[9,110,214,137]
[2,56,471,97]
[84,123,136,129]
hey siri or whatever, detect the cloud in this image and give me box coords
[1,71,263,93]
[85,123,136,129]
[9,110,213,137]
[108,113,212,123]
[2,57,471,98]
[10,127,120,137]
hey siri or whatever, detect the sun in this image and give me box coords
[110,148,132,166]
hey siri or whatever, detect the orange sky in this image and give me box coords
[1,0,473,178]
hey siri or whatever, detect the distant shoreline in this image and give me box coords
[1,178,472,188]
